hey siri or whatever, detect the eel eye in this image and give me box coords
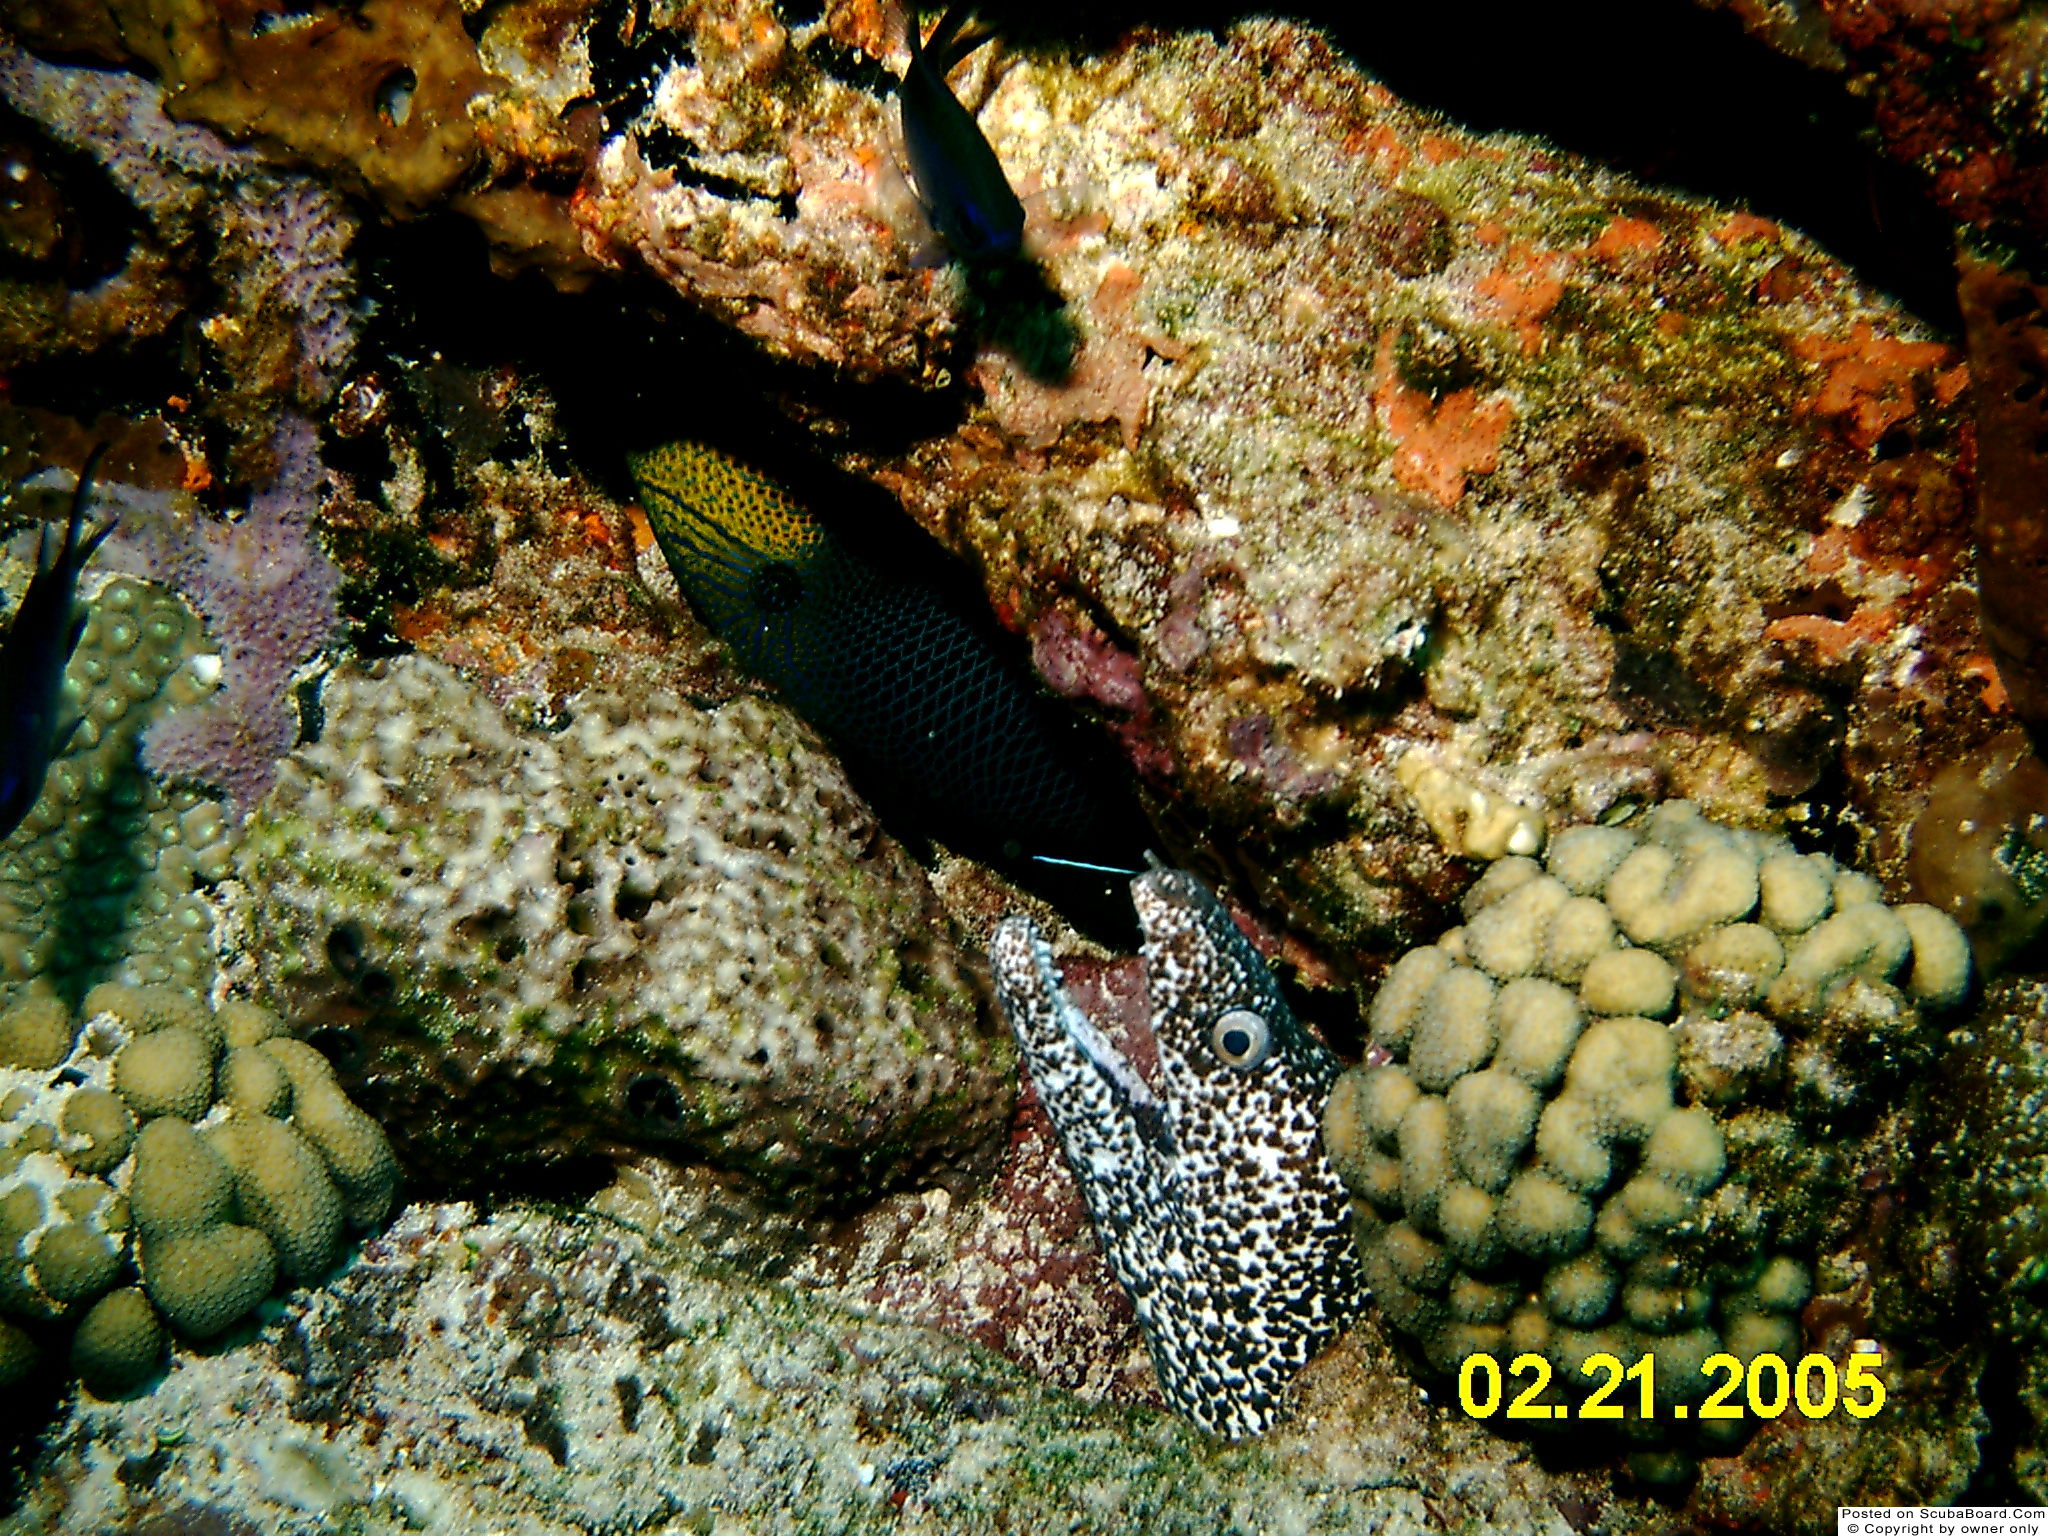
[1210,1008,1271,1070]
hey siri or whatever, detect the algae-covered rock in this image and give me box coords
[568,4,1992,961]
[233,654,1012,1201]
[0,1164,1675,1536]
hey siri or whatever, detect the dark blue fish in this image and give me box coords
[899,4,1026,266]
[0,448,114,839]
[628,438,1150,939]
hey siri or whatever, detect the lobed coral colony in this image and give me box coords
[3,0,2048,1529]
[0,984,394,1396]
[0,575,227,996]
[1325,791,1972,1481]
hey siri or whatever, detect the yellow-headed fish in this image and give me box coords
[629,440,1147,922]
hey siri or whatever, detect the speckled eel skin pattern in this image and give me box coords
[991,870,1364,1439]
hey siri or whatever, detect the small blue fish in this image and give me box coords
[899,4,1026,266]
[0,449,114,839]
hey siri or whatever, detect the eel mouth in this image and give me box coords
[992,898,1162,1118]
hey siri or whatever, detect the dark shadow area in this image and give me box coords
[967,257,1080,382]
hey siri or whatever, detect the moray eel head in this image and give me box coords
[993,870,1364,1439]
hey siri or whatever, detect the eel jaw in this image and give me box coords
[989,915,1165,1177]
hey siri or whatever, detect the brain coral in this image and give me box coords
[0,572,231,999]
[0,983,396,1397]
[232,655,1012,1200]
[1325,798,1971,1482]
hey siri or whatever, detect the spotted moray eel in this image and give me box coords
[991,870,1364,1439]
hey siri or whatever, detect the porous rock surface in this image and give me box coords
[232,653,1011,1199]
[4,1160,1682,1536]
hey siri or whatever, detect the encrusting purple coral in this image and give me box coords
[27,420,346,816]
[138,417,345,815]
[0,38,260,219]
[221,180,361,406]
[0,40,362,420]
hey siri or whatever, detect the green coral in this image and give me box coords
[1325,797,1972,1482]
[0,574,229,1002]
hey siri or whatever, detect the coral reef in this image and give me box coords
[130,417,348,815]
[0,983,395,1395]
[232,653,1010,1199]
[1698,0,2048,257]
[0,42,363,465]
[578,0,961,381]
[0,570,227,998]
[821,19,1988,965]
[1957,250,2048,757]
[0,0,2038,1523]
[3,1160,1690,1536]
[12,2,1995,972]
[1325,792,1972,1486]
[1908,729,2048,972]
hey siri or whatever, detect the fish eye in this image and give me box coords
[1209,1009,1270,1070]
[749,563,803,614]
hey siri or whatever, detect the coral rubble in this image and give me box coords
[233,653,1011,1199]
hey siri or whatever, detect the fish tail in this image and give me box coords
[918,3,992,74]
[60,444,115,576]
